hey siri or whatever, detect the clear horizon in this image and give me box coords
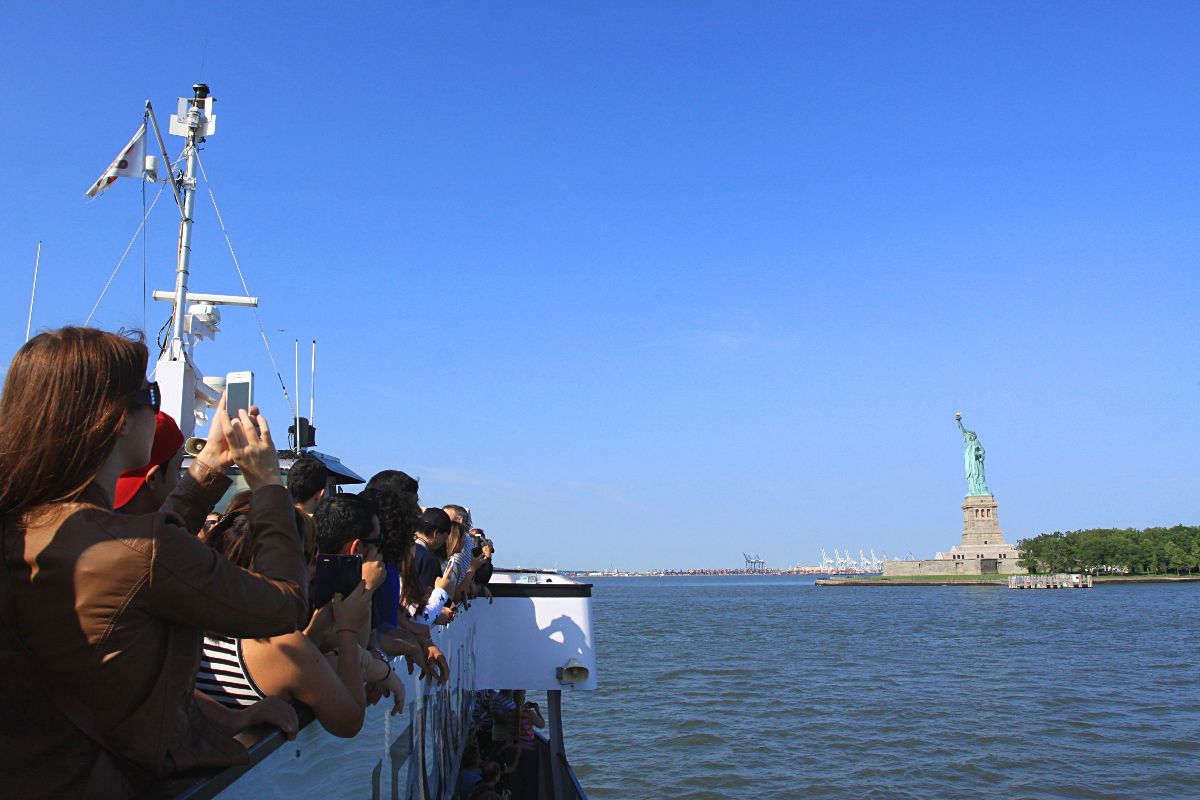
[2,3,1197,571]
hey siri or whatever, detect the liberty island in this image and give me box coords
[882,413,1026,577]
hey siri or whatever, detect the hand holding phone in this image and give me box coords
[225,371,254,418]
[220,392,281,489]
[313,554,363,609]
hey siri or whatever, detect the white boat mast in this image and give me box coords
[147,84,257,438]
[165,84,211,359]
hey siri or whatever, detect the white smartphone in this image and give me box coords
[225,371,254,418]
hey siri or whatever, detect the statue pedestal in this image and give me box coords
[927,493,1025,573]
[960,494,1003,547]
[884,493,1027,577]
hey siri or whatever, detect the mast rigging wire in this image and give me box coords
[85,184,167,326]
[25,242,42,342]
[85,147,186,330]
[195,150,297,420]
[142,176,148,332]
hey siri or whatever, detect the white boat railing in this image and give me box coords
[168,571,594,800]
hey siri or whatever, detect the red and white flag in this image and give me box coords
[84,123,146,198]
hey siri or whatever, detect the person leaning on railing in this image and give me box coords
[365,476,452,685]
[409,509,457,626]
[441,504,473,600]
[465,527,495,604]
[198,492,404,737]
[359,487,440,680]
[0,327,309,799]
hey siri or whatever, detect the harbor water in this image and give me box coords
[560,576,1200,799]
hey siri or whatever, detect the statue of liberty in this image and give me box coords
[955,413,990,496]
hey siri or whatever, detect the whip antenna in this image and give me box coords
[294,338,301,453]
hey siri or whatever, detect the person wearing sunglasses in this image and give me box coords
[197,491,404,737]
[0,327,309,798]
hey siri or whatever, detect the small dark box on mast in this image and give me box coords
[289,417,316,449]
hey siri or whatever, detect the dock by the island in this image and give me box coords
[1008,573,1093,589]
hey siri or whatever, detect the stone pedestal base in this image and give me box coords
[961,494,1003,547]
[883,558,1027,576]
[883,492,1028,576]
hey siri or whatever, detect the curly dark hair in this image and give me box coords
[366,469,418,497]
[359,487,410,567]
[362,470,427,617]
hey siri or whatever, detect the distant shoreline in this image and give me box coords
[561,572,1200,585]
[815,575,1200,587]
[563,571,865,579]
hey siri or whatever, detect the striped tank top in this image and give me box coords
[197,636,268,709]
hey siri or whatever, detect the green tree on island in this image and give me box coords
[1018,525,1200,576]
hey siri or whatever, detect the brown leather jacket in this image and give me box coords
[0,465,308,798]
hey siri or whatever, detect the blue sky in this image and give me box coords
[2,2,1198,570]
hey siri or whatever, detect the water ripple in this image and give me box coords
[561,577,1200,799]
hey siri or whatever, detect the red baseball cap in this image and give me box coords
[115,412,185,509]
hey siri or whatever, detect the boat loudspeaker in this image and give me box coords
[184,437,207,456]
[555,658,589,686]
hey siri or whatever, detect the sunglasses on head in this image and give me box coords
[130,382,161,414]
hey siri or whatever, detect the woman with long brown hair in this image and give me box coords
[0,327,309,798]
[441,504,472,593]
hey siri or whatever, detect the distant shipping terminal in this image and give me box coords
[566,548,894,578]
